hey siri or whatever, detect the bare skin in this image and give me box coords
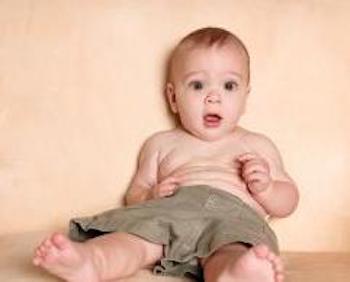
[33,233,284,282]
[33,41,299,282]
[201,243,285,282]
[33,232,163,282]
[33,127,293,282]
[127,127,298,218]
[33,233,99,282]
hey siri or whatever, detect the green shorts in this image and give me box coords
[69,185,279,281]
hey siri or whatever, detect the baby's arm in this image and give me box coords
[239,133,299,218]
[125,134,179,205]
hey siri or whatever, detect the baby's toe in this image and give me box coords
[32,256,41,266]
[35,248,44,258]
[274,257,284,272]
[33,248,46,265]
[52,233,69,250]
[274,262,284,273]
[269,254,283,270]
[267,251,277,261]
[276,272,285,282]
[253,244,269,258]
[39,244,49,255]
[43,238,53,248]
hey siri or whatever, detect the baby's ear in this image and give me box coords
[165,82,178,113]
[240,85,251,116]
[246,85,251,95]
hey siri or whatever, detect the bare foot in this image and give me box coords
[230,244,284,282]
[33,233,99,282]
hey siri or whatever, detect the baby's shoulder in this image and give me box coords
[141,129,179,151]
[239,128,279,154]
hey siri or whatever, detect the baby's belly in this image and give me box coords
[167,167,267,216]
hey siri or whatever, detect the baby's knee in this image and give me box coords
[206,268,235,282]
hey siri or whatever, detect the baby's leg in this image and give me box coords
[33,232,163,282]
[201,243,284,282]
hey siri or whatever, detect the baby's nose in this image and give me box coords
[205,92,221,104]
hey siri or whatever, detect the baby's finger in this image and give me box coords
[161,176,177,183]
[163,175,183,185]
[157,184,172,195]
[243,161,269,177]
[164,186,179,197]
[246,172,270,184]
[160,183,177,193]
[159,189,174,197]
[237,152,260,163]
[248,179,269,194]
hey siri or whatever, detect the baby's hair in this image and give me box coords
[167,27,250,84]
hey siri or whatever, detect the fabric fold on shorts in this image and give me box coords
[69,185,279,281]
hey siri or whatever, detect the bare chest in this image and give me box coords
[158,138,250,181]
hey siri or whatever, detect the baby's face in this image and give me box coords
[166,43,250,141]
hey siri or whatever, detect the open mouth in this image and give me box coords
[203,113,222,128]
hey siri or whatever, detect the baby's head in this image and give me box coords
[165,27,251,141]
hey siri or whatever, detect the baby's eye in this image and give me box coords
[224,81,238,91]
[189,80,204,90]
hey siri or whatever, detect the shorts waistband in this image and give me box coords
[175,185,248,210]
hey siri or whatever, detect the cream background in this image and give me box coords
[1,0,349,252]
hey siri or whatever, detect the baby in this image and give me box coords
[33,27,299,282]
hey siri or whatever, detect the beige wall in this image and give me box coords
[1,0,349,252]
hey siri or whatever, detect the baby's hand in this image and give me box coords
[150,176,180,199]
[237,152,272,195]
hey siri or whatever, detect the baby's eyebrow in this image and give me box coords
[182,71,243,81]
[224,71,243,80]
[182,71,206,81]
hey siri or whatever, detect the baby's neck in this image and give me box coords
[175,126,245,144]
